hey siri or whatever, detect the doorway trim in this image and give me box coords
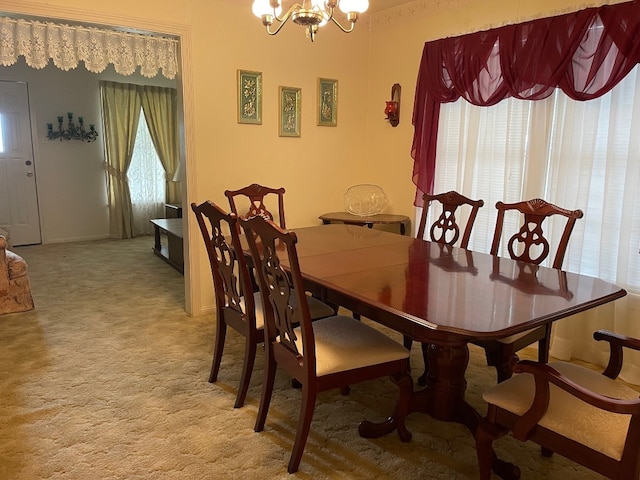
[1,1,200,315]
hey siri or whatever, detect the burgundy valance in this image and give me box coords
[411,0,640,204]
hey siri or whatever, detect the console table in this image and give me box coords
[319,211,411,235]
[150,218,183,274]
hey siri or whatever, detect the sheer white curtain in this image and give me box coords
[127,111,165,236]
[430,67,640,384]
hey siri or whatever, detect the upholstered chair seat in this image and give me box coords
[291,315,411,376]
[483,361,638,461]
[0,236,35,314]
[476,330,640,480]
[241,292,265,330]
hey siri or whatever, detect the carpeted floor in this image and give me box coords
[0,236,608,479]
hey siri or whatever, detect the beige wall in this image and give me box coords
[0,0,623,313]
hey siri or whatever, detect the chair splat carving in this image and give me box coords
[417,191,484,248]
[490,198,584,269]
[225,183,286,229]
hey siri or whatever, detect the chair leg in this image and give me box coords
[208,317,227,383]
[417,342,430,386]
[475,421,496,480]
[485,345,518,383]
[475,420,519,480]
[538,324,552,363]
[234,338,257,408]
[254,351,277,432]
[288,384,318,473]
[537,330,555,457]
[403,335,413,372]
[392,371,413,443]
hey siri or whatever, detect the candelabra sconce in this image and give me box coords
[384,83,401,127]
[47,112,98,142]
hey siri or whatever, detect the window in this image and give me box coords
[431,67,640,293]
[127,111,165,236]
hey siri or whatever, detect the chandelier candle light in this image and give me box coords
[252,0,369,42]
[47,112,98,142]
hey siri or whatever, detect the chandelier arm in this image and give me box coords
[329,15,357,33]
[263,3,301,35]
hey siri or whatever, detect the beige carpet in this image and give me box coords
[0,236,607,479]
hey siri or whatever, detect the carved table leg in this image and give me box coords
[359,339,517,479]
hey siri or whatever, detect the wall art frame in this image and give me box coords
[317,78,338,127]
[237,69,262,124]
[279,86,301,137]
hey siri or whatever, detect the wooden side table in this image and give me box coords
[319,212,411,236]
[165,203,183,218]
[150,218,184,274]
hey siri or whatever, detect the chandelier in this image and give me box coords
[252,0,369,42]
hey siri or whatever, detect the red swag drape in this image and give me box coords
[410,0,640,204]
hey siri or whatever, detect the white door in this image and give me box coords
[0,80,41,246]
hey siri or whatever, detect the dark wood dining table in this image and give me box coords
[277,224,626,459]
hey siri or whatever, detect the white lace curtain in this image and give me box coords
[0,16,178,79]
[128,112,165,236]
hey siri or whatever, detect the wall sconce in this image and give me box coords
[47,112,98,142]
[384,83,401,127]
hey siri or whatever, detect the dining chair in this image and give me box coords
[226,182,337,324]
[476,330,640,480]
[225,183,286,229]
[191,201,336,408]
[474,198,584,382]
[409,190,485,384]
[241,215,413,474]
[191,200,263,408]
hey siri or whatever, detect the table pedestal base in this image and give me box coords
[359,341,519,480]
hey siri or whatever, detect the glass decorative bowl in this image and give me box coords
[344,184,388,216]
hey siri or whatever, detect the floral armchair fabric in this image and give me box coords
[0,235,34,314]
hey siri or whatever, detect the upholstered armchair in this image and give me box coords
[0,236,35,314]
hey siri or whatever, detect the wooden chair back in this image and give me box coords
[191,201,255,322]
[241,216,315,383]
[225,183,286,229]
[490,198,584,269]
[417,191,484,248]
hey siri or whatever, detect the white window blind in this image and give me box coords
[432,67,640,293]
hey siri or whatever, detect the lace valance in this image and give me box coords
[0,16,179,79]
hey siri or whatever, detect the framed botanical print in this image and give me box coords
[279,86,301,137]
[237,69,262,124]
[317,78,338,126]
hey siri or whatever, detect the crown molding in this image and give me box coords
[369,0,630,36]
